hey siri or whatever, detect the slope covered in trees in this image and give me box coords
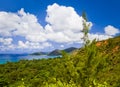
[31,47,78,56]
[0,36,120,87]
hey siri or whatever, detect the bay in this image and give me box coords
[0,54,61,64]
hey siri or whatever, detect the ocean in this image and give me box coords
[0,54,61,64]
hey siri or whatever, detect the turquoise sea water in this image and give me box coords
[0,54,61,64]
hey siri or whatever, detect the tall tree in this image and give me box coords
[82,12,90,46]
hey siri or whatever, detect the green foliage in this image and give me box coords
[0,35,120,87]
[82,11,91,46]
[43,79,79,87]
[93,80,108,87]
[82,11,88,21]
[0,36,120,86]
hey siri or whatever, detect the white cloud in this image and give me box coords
[0,8,51,51]
[18,40,52,50]
[46,3,84,32]
[0,44,15,51]
[46,3,92,31]
[0,38,13,45]
[0,3,116,52]
[45,3,92,43]
[18,8,27,16]
[104,25,120,36]
[0,8,45,43]
[26,34,46,42]
[18,41,28,48]
[0,11,20,36]
[0,3,92,45]
[88,33,112,41]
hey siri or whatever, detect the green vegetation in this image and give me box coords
[48,47,77,56]
[0,36,120,87]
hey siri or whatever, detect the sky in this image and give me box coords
[0,0,120,54]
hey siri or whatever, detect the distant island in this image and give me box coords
[31,47,78,56]
[30,52,48,55]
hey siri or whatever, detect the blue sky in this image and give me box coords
[0,0,120,53]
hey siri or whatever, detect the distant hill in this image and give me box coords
[31,47,78,56]
[31,52,48,55]
[64,47,78,53]
[48,47,78,56]
[48,49,62,56]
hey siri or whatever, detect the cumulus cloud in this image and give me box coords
[0,8,45,42]
[88,33,112,41]
[18,41,28,48]
[45,3,92,43]
[46,3,84,32]
[0,3,117,52]
[0,8,49,51]
[104,25,120,36]
[0,11,20,36]
[18,40,52,50]
[0,38,13,45]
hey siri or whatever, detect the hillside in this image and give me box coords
[48,47,77,56]
[64,47,78,53]
[0,36,120,87]
[31,47,78,56]
[48,49,62,56]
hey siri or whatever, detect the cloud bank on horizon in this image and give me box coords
[0,3,120,53]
